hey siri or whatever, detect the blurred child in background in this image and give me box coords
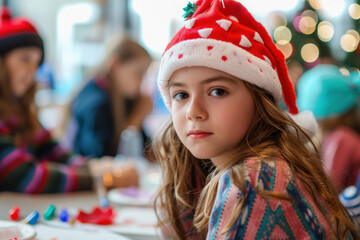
[0,7,137,193]
[64,37,152,158]
[297,64,360,191]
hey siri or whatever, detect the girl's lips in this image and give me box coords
[187,130,213,139]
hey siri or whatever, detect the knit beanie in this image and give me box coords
[297,64,360,120]
[0,7,44,64]
[157,0,317,137]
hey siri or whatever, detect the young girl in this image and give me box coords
[297,64,360,191]
[0,7,135,193]
[65,37,152,158]
[153,0,358,239]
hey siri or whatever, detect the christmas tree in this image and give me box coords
[270,0,360,71]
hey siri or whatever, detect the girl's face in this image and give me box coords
[169,67,255,166]
[5,47,42,97]
[111,57,151,99]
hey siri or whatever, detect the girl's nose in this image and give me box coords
[186,97,208,121]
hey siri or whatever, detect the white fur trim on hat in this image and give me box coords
[158,38,282,109]
[287,111,318,141]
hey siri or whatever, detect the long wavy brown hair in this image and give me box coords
[0,56,39,145]
[153,81,359,239]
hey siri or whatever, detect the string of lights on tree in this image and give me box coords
[269,0,360,73]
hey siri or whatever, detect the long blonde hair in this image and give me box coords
[0,56,39,144]
[153,81,359,239]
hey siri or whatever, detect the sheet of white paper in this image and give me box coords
[42,207,159,240]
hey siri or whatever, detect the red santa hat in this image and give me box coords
[158,0,317,138]
[0,7,44,64]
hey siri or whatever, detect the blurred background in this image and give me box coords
[4,0,359,138]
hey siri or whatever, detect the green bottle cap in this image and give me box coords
[43,204,56,221]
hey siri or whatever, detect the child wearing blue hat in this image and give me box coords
[297,64,360,191]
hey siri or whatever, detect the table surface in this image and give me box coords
[0,191,160,240]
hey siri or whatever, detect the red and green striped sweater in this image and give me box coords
[0,119,93,193]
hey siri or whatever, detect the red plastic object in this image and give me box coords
[9,205,20,221]
[76,207,116,225]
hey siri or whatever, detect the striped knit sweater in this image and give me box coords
[0,119,93,193]
[206,158,335,239]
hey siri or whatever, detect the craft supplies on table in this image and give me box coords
[0,192,160,240]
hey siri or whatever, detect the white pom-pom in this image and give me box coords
[287,111,318,142]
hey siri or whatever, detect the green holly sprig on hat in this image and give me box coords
[183,2,197,19]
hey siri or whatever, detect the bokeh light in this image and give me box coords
[339,67,350,76]
[347,30,360,43]
[317,21,334,42]
[274,26,292,45]
[309,0,322,10]
[349,3,360,20]
[352,68,360,74]
[340,31,359,52]
[299,16,317,35]
[268,13,287,29]
[302,10,319,24]
[352,68,360,78]
[276,42,294,59]
[301,43,319,63]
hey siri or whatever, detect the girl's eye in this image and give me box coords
[173,92,189,101]
[210,88,228,97]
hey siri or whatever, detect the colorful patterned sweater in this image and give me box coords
[0,119,93,193]
[206,158,334,240]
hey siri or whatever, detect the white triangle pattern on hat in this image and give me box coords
[254,32,264,44]
[216,19,232,31]
[185,18,196,29]
[239,35,252,48]
[263,55,271,65]
[229,15,239,23]
[198,28,213,38]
